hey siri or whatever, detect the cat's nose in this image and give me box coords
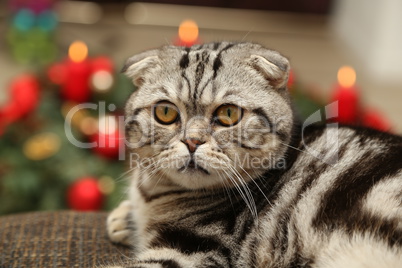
[182,138,205,153]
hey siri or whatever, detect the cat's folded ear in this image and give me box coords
[121,50,160,87]
[248,51,290,89]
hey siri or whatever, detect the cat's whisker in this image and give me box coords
[222,166,258,220]
[136,161,162,188]
[226,165,258,220]
[221,168,249,210]
[279,142,335,167]
[216,169,235,208]
[113,171,134,185]
[237,165,273,207]
[116,169,134,181]
[163,37,172,46]
[150,170,166,192]
[240,29,254,42]
[136,153,186,189]
[115,151,162,183]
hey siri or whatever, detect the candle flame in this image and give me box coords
[178,20,199,43]
[337,66,356,88]
[69,41,88,63]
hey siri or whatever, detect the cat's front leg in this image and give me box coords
[118,248,230,268]
[104,248,230,267]
[106,200,135,246]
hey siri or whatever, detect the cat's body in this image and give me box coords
[106,42,402,268]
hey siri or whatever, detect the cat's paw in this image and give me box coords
[107,200,134,246]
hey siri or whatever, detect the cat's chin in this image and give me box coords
[164,168,224,190]
[177,160,210,175]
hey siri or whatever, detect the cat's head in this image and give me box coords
[123,42,293,190]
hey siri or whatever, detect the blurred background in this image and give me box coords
[0,0,401,215]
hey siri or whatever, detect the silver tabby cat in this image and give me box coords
[105,42,402,268]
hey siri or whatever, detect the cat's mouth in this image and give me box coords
[178,160,210,175]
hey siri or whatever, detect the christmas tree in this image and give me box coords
[0,45,134,214]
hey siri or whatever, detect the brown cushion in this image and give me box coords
[0,211,132,267]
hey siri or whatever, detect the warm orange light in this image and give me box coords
[337,66,356,88]
[69,41,88,63]
[178,20,199,43]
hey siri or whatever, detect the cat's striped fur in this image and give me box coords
[106,42,402,268]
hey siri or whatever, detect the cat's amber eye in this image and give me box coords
[215,104,243,126]
[154,101,179,124]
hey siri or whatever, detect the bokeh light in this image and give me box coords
[91,70,114,92]
[98,176,116,195]
[13,9,35,31]
[80,116,98,136]
[178,20,199,43]
[23,132,61,161]
[337,66,356,88]
[98,115,117,135]
[37,11,58,31]
[68,41,88,62]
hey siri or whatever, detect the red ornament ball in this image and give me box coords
[0,74,40,123]
[67,177,103,211]
[0,74,40,134]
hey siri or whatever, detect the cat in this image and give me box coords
[105,42,402,268]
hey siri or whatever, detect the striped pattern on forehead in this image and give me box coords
[178,43,237,110]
